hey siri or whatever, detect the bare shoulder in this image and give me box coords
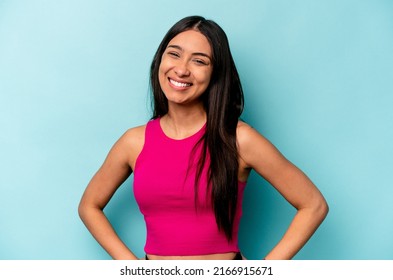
[105,124,146,171]
[122,124,146,145]
[236,120,284,170]
[236,120,253,135]
[236,120,269,147]
[122,124,146,166]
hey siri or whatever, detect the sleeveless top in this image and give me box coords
[133,118,247,256]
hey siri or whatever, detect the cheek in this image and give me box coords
[199,70,213,86]
[158,64,167,87]
[159,56,171,73]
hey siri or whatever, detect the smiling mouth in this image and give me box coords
[169,78,192,88]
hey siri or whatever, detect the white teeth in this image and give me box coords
[170,79,191,88]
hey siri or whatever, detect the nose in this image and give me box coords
[174,60,190,77]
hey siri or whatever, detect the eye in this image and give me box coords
[193,58,208,66]
[167,51,180,58]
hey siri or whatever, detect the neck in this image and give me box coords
[161,103,206,139]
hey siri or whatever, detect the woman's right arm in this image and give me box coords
[78,126,145,260]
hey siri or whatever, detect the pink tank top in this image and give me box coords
[133,118,246,256]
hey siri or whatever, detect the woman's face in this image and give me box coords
[159,30,213,107]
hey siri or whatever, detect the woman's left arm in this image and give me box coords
[237,122,329,260]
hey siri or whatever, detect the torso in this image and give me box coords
[127,119,252,181]
[125,118,251,259]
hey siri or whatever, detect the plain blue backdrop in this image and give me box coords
[1,0,392,259]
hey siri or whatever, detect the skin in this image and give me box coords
[78,30,328,260]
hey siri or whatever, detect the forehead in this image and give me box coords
[167,30,212,55]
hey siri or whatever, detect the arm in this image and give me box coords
[237,122,328,260]
[78,126,145,260]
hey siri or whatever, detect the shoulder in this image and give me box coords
[108,124,147,169]
[120,124,147,157]
[122,124,146,144]
[236,120,266,147]
[236,120,283,169]
[122,118,160,142]
[236,120,252,134]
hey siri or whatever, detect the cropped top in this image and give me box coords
[133,118,247,256]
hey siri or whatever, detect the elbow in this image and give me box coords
[78,200,87,221]
[314,196,329,222]
[78,198,92,222]
[78,197,103,223]
[298,194,329,222]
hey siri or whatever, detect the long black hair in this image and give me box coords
[150,16,244,241]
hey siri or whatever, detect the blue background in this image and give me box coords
[1,0,392,260]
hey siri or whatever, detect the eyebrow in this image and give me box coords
[167,44,212,60]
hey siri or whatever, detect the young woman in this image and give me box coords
[78,16,328,260]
